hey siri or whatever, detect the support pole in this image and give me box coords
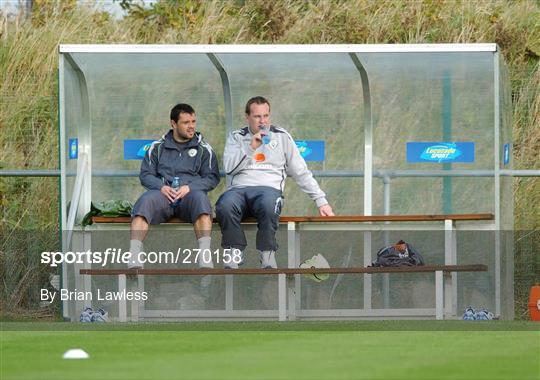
[382,176,391,308]
[287,222,300,320]
[442,71,452,214]
[118,274,127,322]
[225,275,233,311]
[435,271,444,320]
[278,273,287,321]
[444,219,457,317]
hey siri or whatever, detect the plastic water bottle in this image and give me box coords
[259,125,270,145]
[171,176,181,206]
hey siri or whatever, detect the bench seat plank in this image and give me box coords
[80,264,487,276]
[91,214,494,224]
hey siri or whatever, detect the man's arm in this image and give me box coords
[223,131,255,176]
[187,143,220,192]
[139,141,165,190]
[283,133,334,215]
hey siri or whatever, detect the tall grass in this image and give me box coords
[0,0,538,318]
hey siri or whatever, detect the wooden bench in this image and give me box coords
[80,265,487,322]
[78,213,494,322]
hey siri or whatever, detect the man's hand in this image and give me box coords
[250,132,264,150]
[318,204,334,216]
[160,185,176,203]
[173,185,190,201]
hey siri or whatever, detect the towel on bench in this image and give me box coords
[81,200,133,226]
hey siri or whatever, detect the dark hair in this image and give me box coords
[170,103,195,122]
[245,96,270,115]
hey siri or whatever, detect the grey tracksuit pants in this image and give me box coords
[216,186,283,251]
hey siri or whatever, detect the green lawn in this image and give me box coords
[1,322,539,380]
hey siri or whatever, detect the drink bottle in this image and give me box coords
[171,176,181,206]
[259,125,270,145]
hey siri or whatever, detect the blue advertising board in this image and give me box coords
[124,139,326,161]
[406,142,475,163]
[68,138,78,159]
[124,139,155,160]
[295,140,325,161]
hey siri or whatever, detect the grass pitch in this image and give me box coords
[1,321,538,380]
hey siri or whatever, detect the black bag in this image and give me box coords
[371,240,425,267]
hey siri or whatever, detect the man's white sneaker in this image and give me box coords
[127,254,144,269]
[224,261,239,269]
[259,250,277,269]
[223,249,244,269]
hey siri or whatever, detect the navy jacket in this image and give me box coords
[139,130,220,192]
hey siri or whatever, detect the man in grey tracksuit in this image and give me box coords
[129,103,220,269]
[216,96,334,269]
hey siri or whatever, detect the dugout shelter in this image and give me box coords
[58,44,513,321]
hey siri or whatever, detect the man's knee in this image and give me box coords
[196,213,212,221]
[195,213,212,229]
[132,190,171,225]
[131,215,149,226]
[135,190,166,208]
[216,193,241,217]
[215,201,228,219]
[187,190,211,208]
[256,196,281,218]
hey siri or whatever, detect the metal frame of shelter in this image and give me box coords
[53,44,523,321]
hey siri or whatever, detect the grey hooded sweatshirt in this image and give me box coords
[223,125,328,207]
[140,130,219,192]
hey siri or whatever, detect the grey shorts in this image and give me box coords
[132,189,212,224]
